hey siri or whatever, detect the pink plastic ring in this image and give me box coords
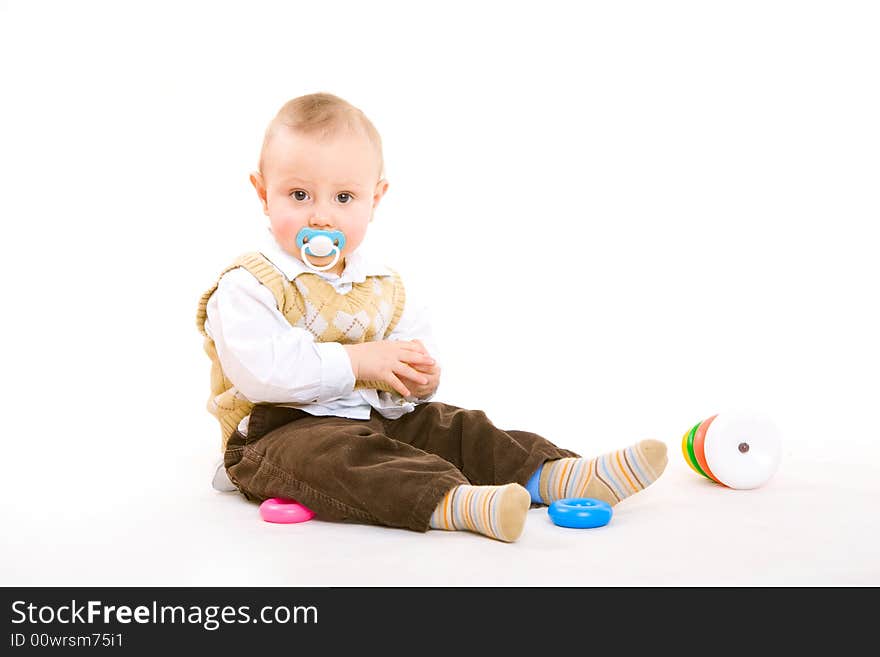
[259,497,315,524]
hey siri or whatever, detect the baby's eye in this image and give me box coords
[291,190,309,201]
[336,192,353,204]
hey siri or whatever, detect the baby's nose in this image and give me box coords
[308,215,334,229]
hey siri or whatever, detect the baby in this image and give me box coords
[196,92,668,542]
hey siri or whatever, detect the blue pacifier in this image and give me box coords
[295,228,346,272]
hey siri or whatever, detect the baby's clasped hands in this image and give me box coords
[400,339,441,400]
[344,340,437,398]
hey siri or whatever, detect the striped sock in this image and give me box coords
[429,483,531,542]
[539,440,668,506]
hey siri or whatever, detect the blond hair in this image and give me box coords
[257,92,384,179]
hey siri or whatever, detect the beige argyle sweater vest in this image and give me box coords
[196,251,406,451]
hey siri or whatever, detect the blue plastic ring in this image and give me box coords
[548,497,613,529]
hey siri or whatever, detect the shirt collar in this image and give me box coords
[260,227,391,283]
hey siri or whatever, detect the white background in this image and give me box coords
[1,0,878,586]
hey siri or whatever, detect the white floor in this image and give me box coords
[4,443,878,587]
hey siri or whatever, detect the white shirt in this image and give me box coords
[204,228,439,439]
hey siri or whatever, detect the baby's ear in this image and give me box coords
[373,178,389,204]
[250,171,270,216]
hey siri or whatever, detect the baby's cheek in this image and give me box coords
[344,217,370,251]
[270,215,304,248]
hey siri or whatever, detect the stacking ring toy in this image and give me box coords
[259,497,315,524]
[681,410,781,489]
[548,497,613,528]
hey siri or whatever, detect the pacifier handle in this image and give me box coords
[296,228,346,273]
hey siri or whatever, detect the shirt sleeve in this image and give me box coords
[204,267,355,404]
[384,278,440,403]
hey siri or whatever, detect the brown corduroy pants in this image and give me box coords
[224,402,579,532]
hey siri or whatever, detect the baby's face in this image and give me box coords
[251,127,387,275]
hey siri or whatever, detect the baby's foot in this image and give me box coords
[539,440,668,506]
[430,483,531,542]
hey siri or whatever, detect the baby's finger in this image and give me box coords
[409,362,439,375]
[394,363,429,386]
[399,339,431,356]
[388,373,411,398]
[398,350,435,367]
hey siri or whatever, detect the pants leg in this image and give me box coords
[224,405,468,532]
[380,402,580,487]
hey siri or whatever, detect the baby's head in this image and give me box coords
[250,93,389,275]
